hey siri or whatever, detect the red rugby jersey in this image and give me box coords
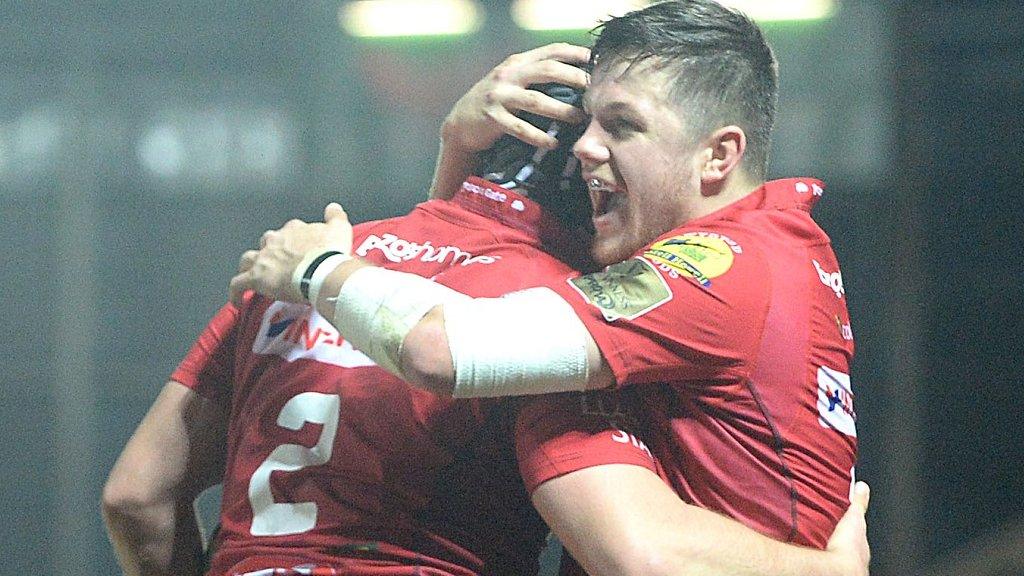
[528,178,857,548]
[173,178,591,575]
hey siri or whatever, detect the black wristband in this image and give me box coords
[299,250,343,300]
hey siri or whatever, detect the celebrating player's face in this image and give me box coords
[574,62,707,266]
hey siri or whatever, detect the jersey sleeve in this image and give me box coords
[546,231,771,387]
[514,389,661,494]
[170,296,245,402]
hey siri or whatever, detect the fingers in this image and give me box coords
[238,249,257,273]
[495,56,590,90]
[228,270,253,306]
[259,229,275,249]
[484,105,558,149]
[516,42,592,74]
[851,481,870,513]
[440,43,591,161]
[502,87,588,124]
[324,202,348,224]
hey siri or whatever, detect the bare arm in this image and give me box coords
[534,464,871,576]
[102,381,229,576]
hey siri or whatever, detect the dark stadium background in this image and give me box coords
[1,1,1021,574]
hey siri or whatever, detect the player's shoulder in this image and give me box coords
[634,225,765,289]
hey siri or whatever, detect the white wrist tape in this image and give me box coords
[307,253,352,306]
[291,248,350,302]
[445,287,590,398]
[333,266,469,376]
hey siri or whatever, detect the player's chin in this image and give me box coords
[590,233,635,268]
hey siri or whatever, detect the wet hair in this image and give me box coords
[591,0,778,179]
[476,83,592,233]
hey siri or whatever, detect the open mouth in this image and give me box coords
[588,178,614,217]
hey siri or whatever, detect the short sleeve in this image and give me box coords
[515,389,661,494]
[171,298,244,402]
[545,231,771,387]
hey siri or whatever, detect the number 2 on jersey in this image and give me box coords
[248,392,340,536]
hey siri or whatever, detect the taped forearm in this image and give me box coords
[331,266,470,376]
[444,287,591,398]
[299,251,594,397]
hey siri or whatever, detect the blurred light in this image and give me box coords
[512,0,650,31]
[339,0,483,38]
[137,107,297,190]
[138,125,183,177]
[717,0,835,22]
[16,109,62,167]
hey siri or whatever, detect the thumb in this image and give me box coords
[324,202,348,224]
[851,481,870,513]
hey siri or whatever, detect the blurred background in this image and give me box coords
[1,0,1022,574]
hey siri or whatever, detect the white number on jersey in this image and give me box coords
[248,392,340,536]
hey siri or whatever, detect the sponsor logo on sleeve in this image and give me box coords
[813,259,845,298]
[568,258,672,321]
[579,391,654,460]
[252,301,375,368]
[817,365,856,437]
[610,429,654,460]
[643,234,738,287]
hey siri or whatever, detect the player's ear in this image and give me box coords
[699,125,746,187]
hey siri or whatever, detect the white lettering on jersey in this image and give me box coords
[463,179,508,203]
[813,259,846,298]
[355,233,499,267]
[611,429,654,460]
[817,366,857,437]
[251,301,375,368]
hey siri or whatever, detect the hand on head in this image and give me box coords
[229,202,353,305]
[434,43,590,200]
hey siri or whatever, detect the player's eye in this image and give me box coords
[603,117,642,139]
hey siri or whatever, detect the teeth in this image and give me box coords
[587,178,611,193]
[587,177,615,216]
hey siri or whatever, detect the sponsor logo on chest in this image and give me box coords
[355,233,499,267]
[568,258,673,322]
[252,301,375,367]
[813,259,845,298]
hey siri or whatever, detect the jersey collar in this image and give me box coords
[450,176,594,270]
[753,178,826,211]
[681,177,827,230]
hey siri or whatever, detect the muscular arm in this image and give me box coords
[102,381,229,576]
[303,258,614,396]
[229,216,615,398]
[535,465,870,576]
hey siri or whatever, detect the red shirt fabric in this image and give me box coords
[173,178,602,575]
[522,178,857,548]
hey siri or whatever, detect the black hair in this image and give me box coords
[591,0,778,179]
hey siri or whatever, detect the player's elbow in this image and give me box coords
[101,470,170,537]
[400,308,456,396]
